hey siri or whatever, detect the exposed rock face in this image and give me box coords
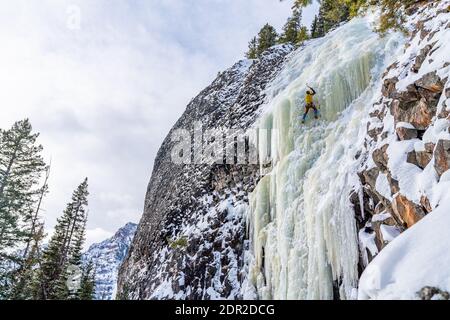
[418,287,450,300]
[351,3,450,270]
[435,139,450,177]
[396,126,418,140]
[83,223,137,300]
[392,194,426,228]
[389,71,444,130]
[117,45,294,299]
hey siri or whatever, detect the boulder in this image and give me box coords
[415,71,445,93]
[434,139,450,177]
[387,173,400,194]
[391,98,436,130]
[391,84,419,105]
[425,142,435,153]
[418,287,450,300]
[372,144,389,172]
[389,72,444,130]
[382,77,398,98]
[392,194,427,228]
[406,150,419,167]
[361,167,380,190]
[416,150,433,169]
[396,126,418,140]
[411,44,434,73]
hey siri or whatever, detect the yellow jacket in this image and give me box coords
[305,87,316,104]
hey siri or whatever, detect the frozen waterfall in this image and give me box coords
[243,15,404,300]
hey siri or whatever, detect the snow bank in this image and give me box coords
[359,178,450,299]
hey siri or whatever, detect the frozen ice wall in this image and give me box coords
[243,15,404,300]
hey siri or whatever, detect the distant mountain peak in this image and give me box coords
[83,222,137,300]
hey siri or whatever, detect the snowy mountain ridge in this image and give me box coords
[83,222,137,300]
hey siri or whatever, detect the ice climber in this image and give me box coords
[301,84,319,124]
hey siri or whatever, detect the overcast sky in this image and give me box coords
[0,0,319,248]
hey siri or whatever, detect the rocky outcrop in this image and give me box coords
[351,2,450,269]
[388,71,444,130]
[391,194,427,228]
[117,45,294,300]
[418,287,450,300]
[435,139,450,177]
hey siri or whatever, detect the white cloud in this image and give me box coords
[0,0,317,242]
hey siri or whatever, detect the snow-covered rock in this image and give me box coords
[356,1,450,299]
[359,187,450,299]
[83,222,137,300]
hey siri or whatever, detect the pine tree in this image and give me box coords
[292,0,313,10]
[320,0,338,34]
[284,1,416,38]
[315,9,326,38]
[310,15,319,38]
[279,8,303,44]
[38,178,89,300]
[245,37,258,59]
[9,225,46,300]
[78,261,96,300]
[376,0,417,35]
[0,120,47,299]
[0,119,47,255]
[256,24,278,57]
[296,26,310,45]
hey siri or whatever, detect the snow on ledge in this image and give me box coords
[358,181,450,300]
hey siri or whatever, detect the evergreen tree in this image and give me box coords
[319,0,340,34]
[284,0,417,37]
[0,120,47,299]
[376,0,417,35]
[245,37,258,59]
[78,261,96,300]
[256,24,278,57]
[279,8,303,44]
[0,119,47,255]
[38,178,89,300]
[9,225,46,300]
[296,26,310,44]
[310,15,319,38]
[292,0,313,10]
[245,24,278,59]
